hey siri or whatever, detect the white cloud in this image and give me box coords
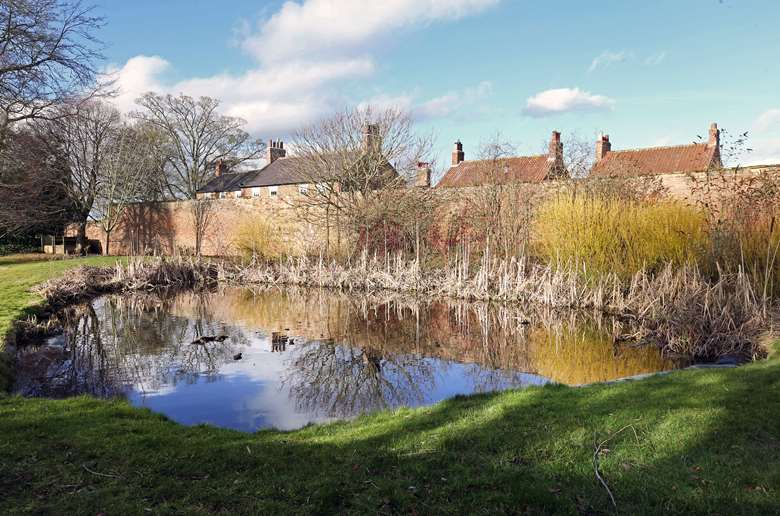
[109,55,373,134]
[745,138,780,165]
[106,1,498,137]
[357,81,493,121]
[746,109,780,165]
[644,51,666,66]
[754,108,780,132]
[588,50,631,72]
[523,88,614,117]
[242,0,500,64]
[106,55,171,112]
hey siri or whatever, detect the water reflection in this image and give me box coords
[14,287,678,431]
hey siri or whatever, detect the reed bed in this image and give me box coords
[34,257,218,306]
[32,254,773,360]
[229,251,772,359]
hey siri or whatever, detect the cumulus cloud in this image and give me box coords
[106,55,171,112]
[588,50,631,72]
[108,55,374,133]
[523,88,614,117]
[105,1,499,136]
[241,0,499,64]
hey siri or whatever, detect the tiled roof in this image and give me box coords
[590,143,720,178]
[197,152,392,193]
[437,155,557,188]
[197,171,255,193]
[242,157,309,187]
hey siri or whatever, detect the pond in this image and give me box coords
[14,287,681,432]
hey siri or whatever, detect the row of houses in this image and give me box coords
[197,123,724,198]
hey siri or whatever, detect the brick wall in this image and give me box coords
[81,165,780,256]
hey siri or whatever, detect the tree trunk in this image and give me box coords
[76,219,88,256]
[104,230,111,256]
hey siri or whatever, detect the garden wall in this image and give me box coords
[78,165,779,257]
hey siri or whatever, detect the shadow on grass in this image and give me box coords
[2,358,778,515]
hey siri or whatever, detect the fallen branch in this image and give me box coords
[593,424,640,513]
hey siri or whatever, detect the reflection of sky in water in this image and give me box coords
[15,288,675,433]
[125,333,547,432]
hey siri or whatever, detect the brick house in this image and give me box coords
[196,125,427,201]
[436,131,568,188]
[590,123,723,177]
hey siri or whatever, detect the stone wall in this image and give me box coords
[81,165,780,256]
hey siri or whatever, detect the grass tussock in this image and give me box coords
[533,196,708,280]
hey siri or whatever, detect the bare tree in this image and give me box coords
[460,136,545,260]
[92,122,162,255]
[0,0,106,135]
[131,93,264,255]
[131,93,264,199]
[0,127,73,237]
[290,107,434,258]
[31,99,121,252]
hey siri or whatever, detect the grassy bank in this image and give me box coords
[1,255,779,514]
[0,255,123,391]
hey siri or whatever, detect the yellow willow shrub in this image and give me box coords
[234,218,290,261]
[533,196,709,279]
[709,207,780,297]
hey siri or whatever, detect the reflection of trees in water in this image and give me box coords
[16,290,251,398]
[15,303,124,398]
[283,341,436,418]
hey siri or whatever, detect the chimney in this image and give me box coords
[267,139,287,164]
[452,140,465,166]
[215,159,225,177]
[708,122,720,149]
[363,124,380,153]
[548,131,563,161]
[414,162,432,188]
[547,130,565,177]
[595,134,611,162]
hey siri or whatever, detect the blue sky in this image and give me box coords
[96,0,780,170]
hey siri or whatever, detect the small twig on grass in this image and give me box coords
[82,464,123,479]
[593,424,640,513]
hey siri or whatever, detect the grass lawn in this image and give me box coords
[1,255,779,514]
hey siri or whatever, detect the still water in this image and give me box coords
[14,287,679,432]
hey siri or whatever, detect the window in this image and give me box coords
[235,190,242,198]
[298,184,309,195]
[218,192,225,199]
[252,187,260,198]
[269,186,278,198]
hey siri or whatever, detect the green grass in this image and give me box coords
[1,255,779,514]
